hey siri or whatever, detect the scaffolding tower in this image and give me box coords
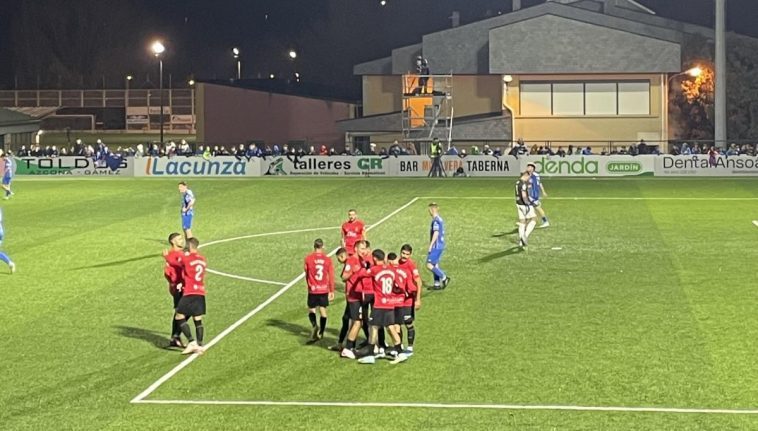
[401,74,454,154]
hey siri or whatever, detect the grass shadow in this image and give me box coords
[113,325,170,350]
[479,246,523,263]
[265,318,339,347]
[72,254,159,270]
[491,228,519,238]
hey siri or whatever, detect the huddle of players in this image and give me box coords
[163,234,208,355]
[304,210,421,365]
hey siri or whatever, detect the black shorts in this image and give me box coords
[361,294,374,307]
[176,295,206,317]
[348,301,363,320]
[172,290,183,309]
[307,293,329,308]
[370,308,396,328]
[395,306,413,325]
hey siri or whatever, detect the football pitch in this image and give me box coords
[5,176,758,430]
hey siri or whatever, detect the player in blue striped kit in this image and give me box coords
[178,182,196,240]
[0,208,16,273]
[526,163,550,228]
[426,202,449,290]
[1,151,14,200]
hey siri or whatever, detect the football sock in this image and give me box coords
[378,328,386,348]
[338,308,349,343]
[171,315,181,338]
[319,317,327,335]
[178,319,194,342]
[525,220,537,239]
[431,266,446,280]
[407,325,416,346]
[394,343,403,354]
[0,252,10,265]
[433,273,440,286]
[346,339,356,349]
[194,320,204,345]
[367,343,376,356]
[308,312,317,328]
[517,222,526,241]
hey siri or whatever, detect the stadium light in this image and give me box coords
[668,66,703,84]
[232,47,241,79]
[288,50,297,60]
[687,67,702,77]
[151,40,166,144]
[188,79,195,86]
[151,41,166,57]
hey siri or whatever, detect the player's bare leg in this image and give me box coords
[524,216,537,243]
[536,206,550,228]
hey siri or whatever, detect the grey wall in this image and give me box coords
[489,14,681,74]
[392,44,422,75]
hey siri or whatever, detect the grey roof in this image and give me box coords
[355,0,722,76]
[354,56,393,76]
[338,111,512,141]
[489,14,680,74]
[0,108,41,135]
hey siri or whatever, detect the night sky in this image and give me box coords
[1,0,757,92]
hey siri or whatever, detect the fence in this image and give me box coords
[9,154,758,178]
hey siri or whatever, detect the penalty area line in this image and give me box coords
[131,197,419,403]
[130,399,758,415]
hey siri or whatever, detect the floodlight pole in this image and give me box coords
[715,0,727,148]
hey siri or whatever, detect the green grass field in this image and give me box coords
[4,177,758,430]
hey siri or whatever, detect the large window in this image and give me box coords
[520,80,650,116]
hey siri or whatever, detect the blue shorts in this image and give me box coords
[2,174,11,186]
[182,213,193,230]
[427,248,444,265]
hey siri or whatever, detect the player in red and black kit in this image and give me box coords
[341,209,366,255]
[330,211,365,351]
[174,237,208,355]
[304,238,335,342]
[397,244,422,355]
[334,247,364,359]
[357,249,408,365]
[163,232,186,348]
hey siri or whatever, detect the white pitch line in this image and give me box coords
[205,269,287,286]
[199,226,340,286]
[418,196,758,201]
[131,399,758,415]
[200,226,341,248]
[131,197,419,403]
